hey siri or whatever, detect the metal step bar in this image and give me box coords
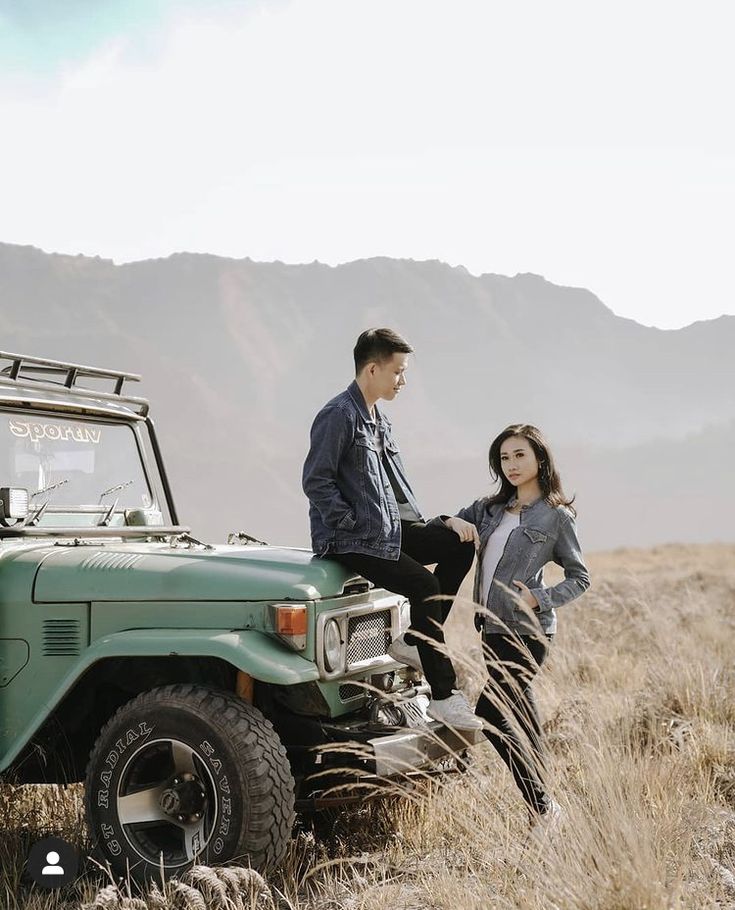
[0,351,149,416]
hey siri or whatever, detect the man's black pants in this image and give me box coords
[330,520,475,700]
[476,633,552,815]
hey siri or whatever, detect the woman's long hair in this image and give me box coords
[487,424,576,515]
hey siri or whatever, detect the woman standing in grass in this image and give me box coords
[443,424,590,828]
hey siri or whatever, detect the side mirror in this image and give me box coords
[0,488,29,524]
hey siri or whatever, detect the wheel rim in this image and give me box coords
[114,737,219,868]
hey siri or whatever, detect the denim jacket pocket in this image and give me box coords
[354,427,378,449]
[519,527,550,578]
[522,527,548,544]
[354,429,380,475]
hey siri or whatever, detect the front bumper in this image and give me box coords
[294,720,484,809]
[294,697,484,802]
[275,684,484,806]
[369,722,483,778]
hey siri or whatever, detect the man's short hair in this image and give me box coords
[353,328,413,373]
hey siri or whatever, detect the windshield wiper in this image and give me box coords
[98,480,133,527]
[23,478,70,527]
[31,478,70,500]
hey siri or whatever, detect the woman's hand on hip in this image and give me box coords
[512,579,540,610]
[445,517,480,550]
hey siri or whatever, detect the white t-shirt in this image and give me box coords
[479,509,520,607]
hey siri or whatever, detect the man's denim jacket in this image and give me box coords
[449,495,590,636]
[302,381,423,559]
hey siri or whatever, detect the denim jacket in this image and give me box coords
[449,495,590,636]
[302,381,423,559]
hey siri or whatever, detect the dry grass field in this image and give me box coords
[2,543,734,909]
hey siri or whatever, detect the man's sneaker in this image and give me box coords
[427,691,483,731]
[387,632,423,672]
[529,798,564,837]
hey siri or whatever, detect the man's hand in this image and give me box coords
[512,580,540,611]
[445,516,480,550]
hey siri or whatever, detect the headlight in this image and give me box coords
[323,619,343,672]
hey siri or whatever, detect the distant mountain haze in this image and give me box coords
[1,242,731,551]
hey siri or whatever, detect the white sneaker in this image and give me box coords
[387,632,423,671]
[427,691,483,731]
[529,798,564,837]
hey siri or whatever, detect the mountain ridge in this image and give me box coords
[0,241,730,548]
[4,241,732,333]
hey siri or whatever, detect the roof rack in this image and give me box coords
[0,351,150,416]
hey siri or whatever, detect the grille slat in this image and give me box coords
[346,611,391,666]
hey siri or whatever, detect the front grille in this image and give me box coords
[339,683,366,701]
[346,611,391,665]
[43,619,82,656]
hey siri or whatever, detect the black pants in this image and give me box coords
[476,633,552,815]
[331,520,475,700]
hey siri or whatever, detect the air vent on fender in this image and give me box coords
[80,552,144,571]
[43,619,82,656]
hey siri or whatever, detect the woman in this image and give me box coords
[444,424,590,828]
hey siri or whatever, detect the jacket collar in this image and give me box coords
[347,380,384,426]
[506,493,546,513]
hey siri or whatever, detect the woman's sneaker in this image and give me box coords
[387,632,423,671]
[529,799,564,838]
[427,691,483,731]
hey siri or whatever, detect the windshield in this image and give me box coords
[0,412,155,525]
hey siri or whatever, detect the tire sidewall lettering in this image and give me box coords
[199,740,232,854]
[97,721,154,812]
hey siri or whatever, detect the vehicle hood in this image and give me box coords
[31,543,356,603]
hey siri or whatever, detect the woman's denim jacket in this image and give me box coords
[452,495,590,636]
[302,381,423,559]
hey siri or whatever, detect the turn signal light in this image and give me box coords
[274,604,308,651]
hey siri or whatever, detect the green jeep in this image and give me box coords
[0,351,477,882]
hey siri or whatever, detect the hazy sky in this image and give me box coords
[1,0,733,329]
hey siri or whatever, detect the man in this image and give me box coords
[302,327,481,730]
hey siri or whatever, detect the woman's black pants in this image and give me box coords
[476,632,552,815]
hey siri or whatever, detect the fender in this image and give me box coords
[1,628,318,773]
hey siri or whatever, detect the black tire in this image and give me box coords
[84,684,295,883]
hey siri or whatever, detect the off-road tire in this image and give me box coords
[84,684,295,883]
